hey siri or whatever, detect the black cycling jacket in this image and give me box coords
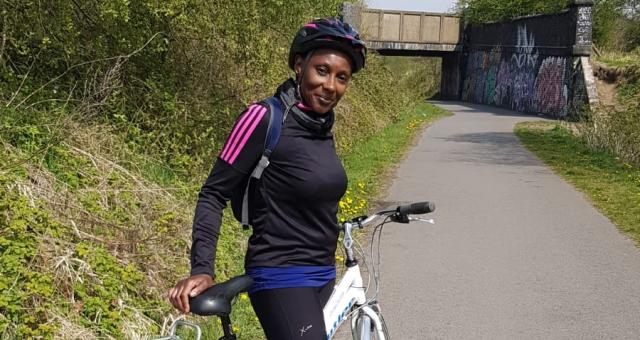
[190,79,347,278]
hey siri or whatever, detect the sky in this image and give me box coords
[365,0,458,13]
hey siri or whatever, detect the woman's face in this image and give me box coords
[294,49,353,114]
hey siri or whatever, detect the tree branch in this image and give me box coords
[13,32,165,109]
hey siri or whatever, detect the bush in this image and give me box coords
[579,65,640,166]
[0,0,443,338]
[455,0,567,24]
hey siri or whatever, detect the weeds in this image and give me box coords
[581,57,640,167]
[0,1,443,338]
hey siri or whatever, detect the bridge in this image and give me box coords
[342,5,462,55]
[342,3,464,101]
[341,1,598,117]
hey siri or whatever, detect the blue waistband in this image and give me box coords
[245,266,336,294]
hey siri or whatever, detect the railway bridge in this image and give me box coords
[342,1,598,117]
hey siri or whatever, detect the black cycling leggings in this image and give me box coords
[249,280,335,340]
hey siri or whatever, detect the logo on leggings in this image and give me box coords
[300,324,313,336]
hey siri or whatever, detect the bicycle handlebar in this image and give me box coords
[340,201,435,229]
[397,201,435,215]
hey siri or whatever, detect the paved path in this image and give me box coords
[370,102,640,339]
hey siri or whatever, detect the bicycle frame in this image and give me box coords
[323,217,387,340]
[158,203,433,340]
[323,264,363,338]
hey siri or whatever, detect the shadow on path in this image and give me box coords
[438,132,544,167]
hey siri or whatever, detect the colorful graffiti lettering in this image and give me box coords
[494,60,511,106]
[512,26,538,69]
[462,24,572,117]
[534,57,568,116]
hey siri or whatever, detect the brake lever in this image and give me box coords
[409,217,435,224]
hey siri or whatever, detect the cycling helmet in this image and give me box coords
[288,18,367,73]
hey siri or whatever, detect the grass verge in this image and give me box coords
[515,121,640,243]
[597,50,640,68]
[338,102,451,218]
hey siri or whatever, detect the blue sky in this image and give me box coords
[365,0,458,13]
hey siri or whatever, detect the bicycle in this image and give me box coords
[157,201,435,340]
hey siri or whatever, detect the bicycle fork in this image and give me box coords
[351,305,386,340]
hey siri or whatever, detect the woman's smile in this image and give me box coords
[295,49,352,114]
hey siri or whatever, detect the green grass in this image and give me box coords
[340,102,451,215]
[597,50,640,68]
[515,121,640,243]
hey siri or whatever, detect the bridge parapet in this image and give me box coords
[342,3,462,53]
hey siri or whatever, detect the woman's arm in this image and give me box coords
[169,103,269,313]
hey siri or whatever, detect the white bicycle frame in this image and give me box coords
[323,216,387,340]
[157,205,434,340]
[323,264,385,339]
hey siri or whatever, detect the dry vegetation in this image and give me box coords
[0,1,441,338]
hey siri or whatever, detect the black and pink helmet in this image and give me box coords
[288,18,367,73]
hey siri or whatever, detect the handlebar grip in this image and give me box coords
[397,202,435,215]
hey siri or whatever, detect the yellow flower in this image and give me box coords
[233,325,240,333]
[335,255,344,262]
[239,293,249,301]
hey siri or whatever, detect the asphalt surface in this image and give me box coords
[358,102,640,339]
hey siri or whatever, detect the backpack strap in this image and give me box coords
[241,96,285,229]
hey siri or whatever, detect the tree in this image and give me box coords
[455,0,567,24]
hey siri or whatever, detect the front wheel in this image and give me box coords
[352,309,390,340]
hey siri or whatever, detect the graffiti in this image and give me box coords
[570,58,588,113]
[494,60,512,106]
[462,52,480,101]
[512,26,538,69]
[507,26,539,112]
[483,47,501,104]
[512,72,536,112]
[576,7,593,45]
[534,57,569,116]
[461,23,577,116]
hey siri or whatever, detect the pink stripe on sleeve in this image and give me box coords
[227,106,267,165]
[220,105,260,161]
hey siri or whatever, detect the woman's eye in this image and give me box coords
[316,66,328,75]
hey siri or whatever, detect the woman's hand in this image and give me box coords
[169,274,214,313]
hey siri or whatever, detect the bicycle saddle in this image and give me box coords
[189,275,254,316]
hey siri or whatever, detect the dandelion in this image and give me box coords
[239,292,249,301]
[233,325,240,333]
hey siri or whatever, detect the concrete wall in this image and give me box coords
[460,1,595,117]
[354,7,461,45]
[441,52,463,100]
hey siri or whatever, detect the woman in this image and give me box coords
[169,18,366,339]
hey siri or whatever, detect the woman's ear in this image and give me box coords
[294,55,303,78]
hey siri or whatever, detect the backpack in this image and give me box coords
[230,96,286,229]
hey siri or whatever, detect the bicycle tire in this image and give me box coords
[351,311,390,340]
[373,306,390,339]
